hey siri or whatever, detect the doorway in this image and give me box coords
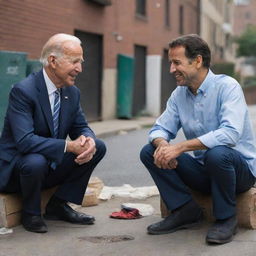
[75,30,103,121]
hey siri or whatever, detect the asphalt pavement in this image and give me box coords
[92,127,185,187]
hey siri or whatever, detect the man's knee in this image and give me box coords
[17,154,48,177]
[94,139,106,160]
[140,143,155,165]
[204,146,232,169]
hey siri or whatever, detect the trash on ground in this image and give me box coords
[82,176,104,207]
[82,187,99,207]
[121,203,155,216]
[87,176,104,196]
[110,206,142,219]
[99,184,159,200]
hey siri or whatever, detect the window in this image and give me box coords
[245,11,251,19]
[136,0,146,16]
[165,0,170,27]
[179,5,184,34]
[87,0,112,6]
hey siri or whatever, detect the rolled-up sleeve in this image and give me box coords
[149,93,181,142]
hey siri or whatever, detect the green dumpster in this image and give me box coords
[26,59,42,76]
[0,50,27,130]
[116,54,135,119]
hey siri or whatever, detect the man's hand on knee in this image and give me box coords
[153,140,173,169]
[75,136,96,165]
[154,144,179,169]
[66,138,84,155]
[66,136,96,164]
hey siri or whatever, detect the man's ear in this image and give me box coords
[195,55,203,68]
[48,55,57,68]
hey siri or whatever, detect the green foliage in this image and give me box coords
[233,72,241,83]
[235,25,256,57]
[211,62,235,77]
[243,76,256,88]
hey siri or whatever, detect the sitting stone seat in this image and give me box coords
[160,187,256,229]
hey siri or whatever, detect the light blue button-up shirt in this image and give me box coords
[149,70,256,177]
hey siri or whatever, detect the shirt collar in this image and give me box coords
[43,68,58,96]
[197,69,214,94]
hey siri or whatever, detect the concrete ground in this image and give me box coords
[1,196,256,256]
[1,107,256,256]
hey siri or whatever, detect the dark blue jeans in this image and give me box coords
[140,144,255,220]
[4,139,106,215]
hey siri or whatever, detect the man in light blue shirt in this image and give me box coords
[140,34,256,244]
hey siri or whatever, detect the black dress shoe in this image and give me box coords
[147,200,203,235]
[44,196,95,225]
[21,214,48,233]
[206,215,238,244]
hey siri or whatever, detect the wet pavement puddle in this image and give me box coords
[77,235,135,243]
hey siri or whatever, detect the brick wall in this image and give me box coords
[0,0,74,58]
[0,0,199,67]
[234,0,256,36]
[243,86,256,105]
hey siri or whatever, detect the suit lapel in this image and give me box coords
[36,71,54,137]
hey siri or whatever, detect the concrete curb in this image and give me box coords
[90,117,156,138]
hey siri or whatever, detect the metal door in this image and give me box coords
[161,49,177,112]
[75,30,102,121]
[133,45,146,117]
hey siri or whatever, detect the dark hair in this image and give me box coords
[169,34,211,68]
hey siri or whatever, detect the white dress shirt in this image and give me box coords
[43,69,59,114]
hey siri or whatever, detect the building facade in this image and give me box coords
[233,0,256,104]
[200,0,235,63]
[0,0,200,120]
[234,0,255,36]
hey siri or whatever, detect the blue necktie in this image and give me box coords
[51,89,60,170]
[53,89,60,138]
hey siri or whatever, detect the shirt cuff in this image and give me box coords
[64,140,67,153]
[197,131,220,149]
[149,130,170,143]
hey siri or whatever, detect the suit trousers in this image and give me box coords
[4,139,106,215]
[140,144,256,220]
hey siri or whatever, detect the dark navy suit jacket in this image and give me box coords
[0,70,96,190]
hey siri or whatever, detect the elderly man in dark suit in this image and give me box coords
[0,33,106,233]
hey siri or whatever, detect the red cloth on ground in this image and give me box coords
[110,208,142,219]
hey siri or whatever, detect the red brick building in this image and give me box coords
[234,0,256,36]
[0,0,200,120]
[233,0,256,104]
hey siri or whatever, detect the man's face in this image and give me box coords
[168,46,199,87]
[52,42,84,87]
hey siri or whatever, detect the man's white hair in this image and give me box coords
[40,33,81,67]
